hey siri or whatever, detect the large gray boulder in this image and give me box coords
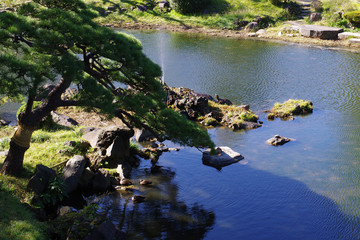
[309,12,322,22]
[82,125,134,149]
[116,163,132,179]
[300,25,343,40]
[134,128,156,142]
[202,147,244,169]
[159,1,170,9]
[51,111,78,127]
[27,164,57,196]
[245,22,258,32]
[106,135,130,161]
[62,155,87,194]
[338,32,360,40]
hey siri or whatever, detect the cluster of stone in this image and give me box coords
[166,86,261,130]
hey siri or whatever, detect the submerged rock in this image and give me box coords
[84,221,126,240]
[202,147,244,169]
[0,119,11,126]
[266,135,291,146]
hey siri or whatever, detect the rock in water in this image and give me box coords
[266,135,291,146]
[202,147,244,169]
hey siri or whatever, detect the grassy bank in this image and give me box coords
[3,0,360,49]
[0,125,90,240]
[88,0,287,29]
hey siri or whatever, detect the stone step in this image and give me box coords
[338,32,360,40]
[300,25,343,40]
[349,38,360,43]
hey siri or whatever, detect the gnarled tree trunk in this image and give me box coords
[1,124,35,175]
[1,77,72,176]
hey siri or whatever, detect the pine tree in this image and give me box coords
[0,0,214,175]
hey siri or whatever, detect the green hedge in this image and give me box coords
[170,0,210,14]
[344,10,360,27]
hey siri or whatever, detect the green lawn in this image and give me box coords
[0,126,86,240]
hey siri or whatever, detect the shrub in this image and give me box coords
[0,137,10,151]
[40,177,67,206]
[311,0,323,13]
[204,117,218,126]
[344,11,360,28]
[170,0,210,14]
[284,1,301,17]
[270,0,283,7]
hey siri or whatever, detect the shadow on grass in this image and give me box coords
[0,178,47,240]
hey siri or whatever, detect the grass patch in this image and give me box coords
[0,126,87,240]
[84,0,285,30]
[208,101,258,122]
[267,99,313,120]
[0,178,48,240]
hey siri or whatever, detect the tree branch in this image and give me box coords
[115,109,164,141]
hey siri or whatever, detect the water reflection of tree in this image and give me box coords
[95,166,215,240]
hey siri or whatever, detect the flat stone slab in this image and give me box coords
[338,32,360,40]
[299,25,343,40]
[349,38,360,44]
[266,135,291,146]
[202,146,244,169]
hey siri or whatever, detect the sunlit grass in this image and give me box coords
[0,126,87,239]
[268,99,313,119]
[84,0,284,29]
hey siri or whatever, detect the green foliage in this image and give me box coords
[269,0,283,7]
[204,117,218,126]
[0,137,10,151]
[239,112,258,122]
[170,0,211,14]
[0,0,214,151]
[40,176,67,206]
[311,0,324,13]
[50,204,101,240]
[129,141,140,155]
[63,140,90,156]
[344,11,360,28]
[268,99,313,119]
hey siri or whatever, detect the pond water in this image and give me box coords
[3,30,360,239]
[108,31,360,239]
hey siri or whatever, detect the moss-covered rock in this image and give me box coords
[166,87,260,130]
[267,99,313,120]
